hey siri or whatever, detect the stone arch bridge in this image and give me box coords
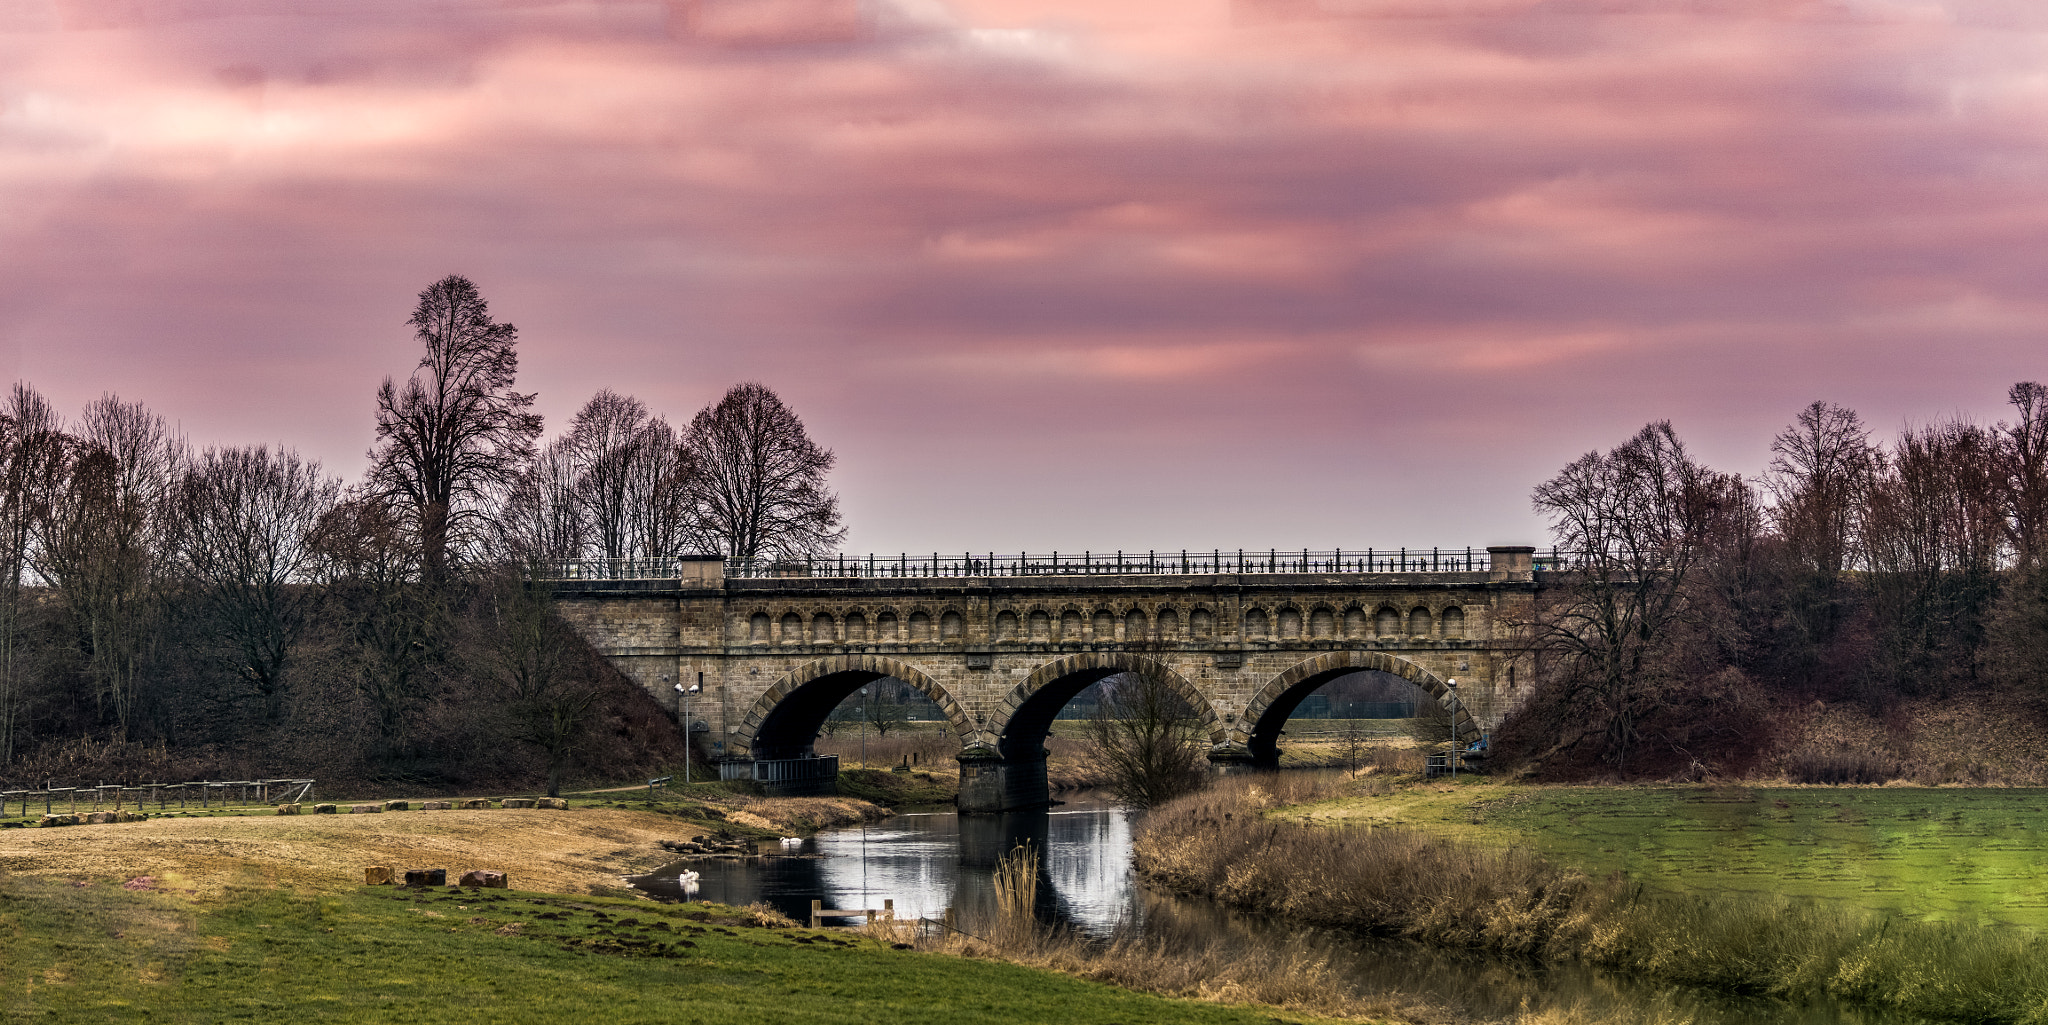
[549,546,1538,812]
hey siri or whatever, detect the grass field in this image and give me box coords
[0,877,1333,1025]
[1282,782,2048,929]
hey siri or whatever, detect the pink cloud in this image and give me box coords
[4,0,2048,552]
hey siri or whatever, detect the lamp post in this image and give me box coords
[858,686,869,768]
[674,677,702,784]
[1445,679,1460,780]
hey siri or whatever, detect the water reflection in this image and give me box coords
[631,795,1933,1025]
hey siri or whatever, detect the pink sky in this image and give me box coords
[5,0,2047,554]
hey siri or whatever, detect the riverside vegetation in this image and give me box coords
[1134,775,2048,1025]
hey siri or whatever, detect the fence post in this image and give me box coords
[811,899,823,929]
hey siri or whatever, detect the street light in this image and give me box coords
[858,686,869,768]
[674,676,702,784]
[1445,678,1460,780]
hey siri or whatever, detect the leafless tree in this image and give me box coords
[1081,671,1209,807]
[306,493,440,738]
[484,567,600,797]
[1860,419,2004,694]
[0,384,66,762]
[500,436,586,566]
[567,389,651,562]
[1765,401,1878,577]
[1999,382,2048,568]
[624,417,697,561]
[369,275,541,584]
[1528,421,1740,768]
[168,445,340,718]
[684,382,844,560]
[33,396,185,742]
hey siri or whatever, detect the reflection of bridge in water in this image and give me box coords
[647,798,1146,935]
[551,546,1539,812]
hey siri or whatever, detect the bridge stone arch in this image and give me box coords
[1240,651,1478,766]
[990,652,1223,757]
[732,655,973,761]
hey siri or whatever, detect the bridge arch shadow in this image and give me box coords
[1241,651,1477,767]
[732,655,973,761]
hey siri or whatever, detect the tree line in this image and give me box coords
[0,275,844,789]
[1509,386,2048,778]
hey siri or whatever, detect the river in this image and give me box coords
[630,791,1934,1025]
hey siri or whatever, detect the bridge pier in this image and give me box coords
[957,748,1051,814]
[1206,742,1260,776]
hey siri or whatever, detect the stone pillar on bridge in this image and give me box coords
[956,744,1051,814]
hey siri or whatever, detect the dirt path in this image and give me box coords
[0,809,690,899]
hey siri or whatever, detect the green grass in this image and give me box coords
[0,876,1336,1024]
[1473,786,2048,929]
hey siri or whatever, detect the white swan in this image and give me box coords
[778,837,801,848]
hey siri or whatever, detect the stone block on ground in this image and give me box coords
[403,868,447,887]
[364,866,393,885]
[421,801,451,810]
[536,798,568,810]
[459,799,492,810]
[39,814,77,827]
[383,800,409,811]
[500,798,536,809]
[458,870,508,888]
[349,804,382,814]
[86,811,116,824]
[312,803,337,814]
[276,803,302,815]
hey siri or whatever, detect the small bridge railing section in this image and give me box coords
[2,779,315,818]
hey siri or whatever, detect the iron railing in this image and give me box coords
[542,548,1580,582]
[729,547,1497,579]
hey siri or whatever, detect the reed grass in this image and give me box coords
[1134,780,2048,1025]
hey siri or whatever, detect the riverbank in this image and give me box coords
[1136,776,2048,1025]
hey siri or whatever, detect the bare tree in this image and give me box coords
[2000,382,2048,568]
[484,567,600,797]
[684,382,844,560]
[168,445,340,718]
[369,275,541,584]
[566,390,651,562]
[625,417,697,561]
[500,436,587,566]
[0,384,67,761]
[1765,401,1877,577]
[1861,419,2004,695]
[306,494,439,739]
[1528,422,1740,769]
[29,396,186,741]
[1081,671,1209,807]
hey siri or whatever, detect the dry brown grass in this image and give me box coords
[2,807,731,901]
[1765,692,2048,786]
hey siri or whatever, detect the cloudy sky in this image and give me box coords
[4,0,2046,554]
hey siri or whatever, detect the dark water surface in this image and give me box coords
[630,793,1932,1025]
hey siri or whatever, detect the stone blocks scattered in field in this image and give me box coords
[458,870,508,888]
[536,798,568,810]
[500,798,536,809]
[383,801,409,812]
[313,804,337,814]
[403,868,447,887]
[364,866,393,885]
[39,814,79,827]
[349,803,382,814]
[421,801,451,810]
[276,804,302,815]
[459,799,492,810]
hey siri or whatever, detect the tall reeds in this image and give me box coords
[1134,780,2048,1025]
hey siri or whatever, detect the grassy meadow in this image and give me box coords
[1278,779,2048,929]
[0,877,1325,1025]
